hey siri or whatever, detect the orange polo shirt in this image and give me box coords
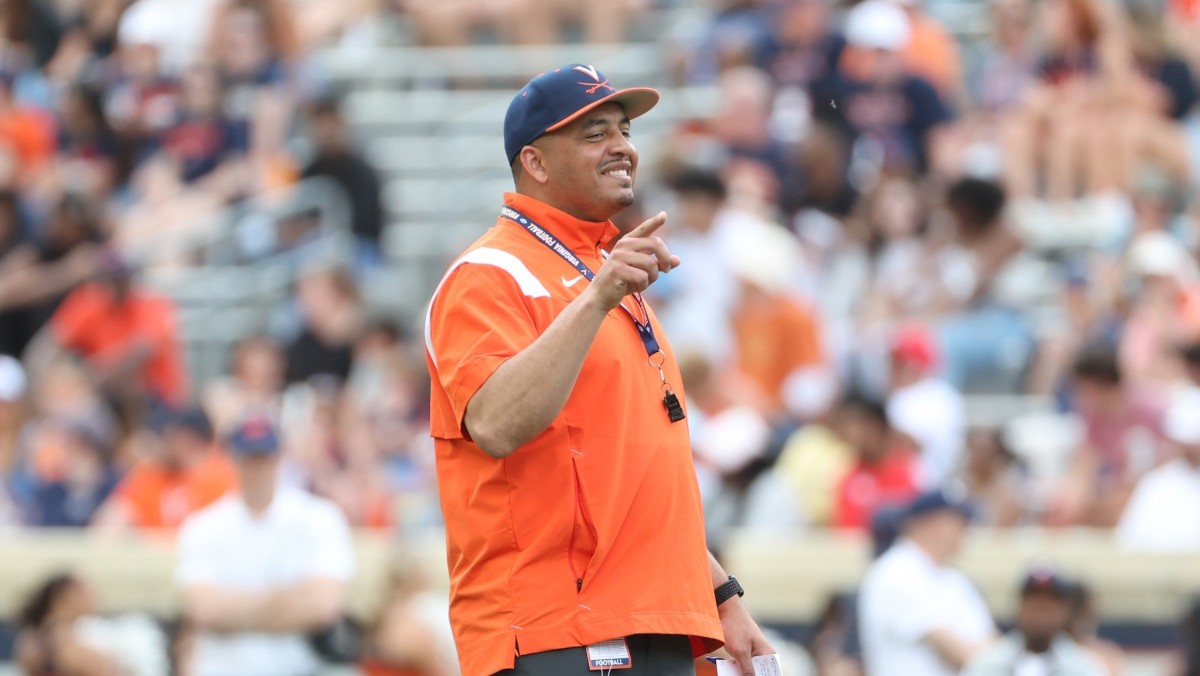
[111,451,238,529]
[426,192,722,676]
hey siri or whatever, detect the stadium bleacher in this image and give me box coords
[4,0,1200,674]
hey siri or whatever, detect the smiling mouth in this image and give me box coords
[602,164,632,180]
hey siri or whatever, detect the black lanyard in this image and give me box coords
[500,205,660,356]
[500,204,684,423]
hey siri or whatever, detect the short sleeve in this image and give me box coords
[305,502,355,581]
[426,261,540,439]
[148,299,189,403]
[51,287,96,350]
[111,470,152,526]
[907,77,952,134]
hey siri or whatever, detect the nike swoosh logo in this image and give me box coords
[562,275,585,287]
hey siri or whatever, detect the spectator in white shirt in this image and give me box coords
[859,490,996,676]
[176,416,355,676]
[1115,387,1200,551]
[963,567,1106,676]
[886,325,967,488]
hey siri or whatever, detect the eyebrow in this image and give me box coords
[581,114,631,131]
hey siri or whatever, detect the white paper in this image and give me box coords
[752,654,783,676]
[712,654,783,676]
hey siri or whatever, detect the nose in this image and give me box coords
[609,132,636,163]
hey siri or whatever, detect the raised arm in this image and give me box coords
[463,211,679,458]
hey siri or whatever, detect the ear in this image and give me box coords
[518,145,550,186]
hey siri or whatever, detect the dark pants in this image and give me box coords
[494,634,694,676]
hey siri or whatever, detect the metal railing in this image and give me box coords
[132,176,355,389]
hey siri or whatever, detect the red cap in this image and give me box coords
[890,324,939,372]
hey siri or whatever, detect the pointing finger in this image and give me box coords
[627,211,667,238]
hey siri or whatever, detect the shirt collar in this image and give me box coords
[502,192,620,255]
[894,537,941,570]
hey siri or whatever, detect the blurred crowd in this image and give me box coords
[0,0,439,537]
[4,0,1200,673]
[616,0,1200,557]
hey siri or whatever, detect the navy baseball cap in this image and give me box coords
[1021,566,1073,598]
[226,416,280,456]
[504,63,659,165]
[149,405,213,440]
[904,489,976,522]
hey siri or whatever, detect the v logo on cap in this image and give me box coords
[573,65,614,94]
[572,65,601,81]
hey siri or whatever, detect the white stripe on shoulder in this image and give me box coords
[424,247,549,368]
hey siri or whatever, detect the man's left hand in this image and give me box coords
[718,597,775,675]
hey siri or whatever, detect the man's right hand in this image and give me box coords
[585,211,681,311]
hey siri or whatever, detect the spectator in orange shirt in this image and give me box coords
[726,219,830,421]
[94,406,236,531]
[0,74,55,179]
[27,249,189,415]
[894,0,964,100]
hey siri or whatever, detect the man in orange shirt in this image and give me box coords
[95,406,236,531]
[425,65,773,676]
[28,249,188,409]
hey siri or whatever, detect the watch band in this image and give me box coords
[714,575,745,606]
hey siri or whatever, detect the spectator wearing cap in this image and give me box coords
[27,248,189,413]
[963,568,1106,676]
[1115,386,1200,550]
[886,324,966,489]
[94,406,236,531]
[818,0,951,174]
[858,490,997,676]
[176,416,355,676]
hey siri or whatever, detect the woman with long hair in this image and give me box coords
[15,573,123,676]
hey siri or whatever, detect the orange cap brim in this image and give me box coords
[545,87,661,132]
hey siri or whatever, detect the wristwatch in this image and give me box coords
[714,575,745,606]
